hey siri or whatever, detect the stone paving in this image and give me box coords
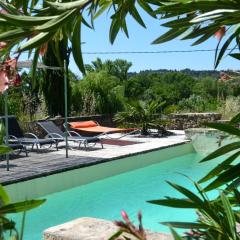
[0,130,188,185]
[44,217,173,240]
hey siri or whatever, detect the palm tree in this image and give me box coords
[114,100,169,136]
[85,58,132,81]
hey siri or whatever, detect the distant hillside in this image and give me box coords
[129,68,234,79]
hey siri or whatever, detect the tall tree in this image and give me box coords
[42,40,71,116]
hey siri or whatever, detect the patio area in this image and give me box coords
[0,131,188,185]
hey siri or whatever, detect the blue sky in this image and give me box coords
[69,9,240,76]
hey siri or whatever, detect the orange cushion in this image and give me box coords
[70,121,98,128]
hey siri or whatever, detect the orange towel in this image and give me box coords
[70,121,97,128]
[69,121,136,134]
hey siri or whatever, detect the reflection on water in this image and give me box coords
[185,128,239,156]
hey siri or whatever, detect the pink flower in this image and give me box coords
[121,210,130,222]
[13,73,21,86]
[0,9,8,14]
[0,42,7,51]
[39,43,48,56]
[215,26,226,40]
[219,72,231,82]
[0,71,8,93]
[5,58,17,69]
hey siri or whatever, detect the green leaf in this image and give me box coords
[94,1,111,19]
[35,9,76,32]
[81,16,92,29]
[20,211,26,240]
[220,192,236,239]
[233,188,240,204]
[162,16,193,28]
[182,24,219,40]
[0,1,20,15]
[121,19,129,38]
[0,13,56,27]
[137,0,156,18]
[72,16,85,75]
[229,53,240,61]
[166,182,205,208]
[152,28,187,44]
[0,199,46,214]
[230,113,240,125]
[109,18,121,44]
[45,0,89,11]
[0,145,12,155]
[201,142,240,162]
[215,29,239,68]
[170,227,183,240]
[162,221,207,229]
[157,1,238,15]
[129,6,146,28]
[31,47,40,89]
[18,31,54,52]
[199,151,240,183]
[191,10,235,23]
[148,198,197,208]
[108,230,124,240]
[204,163,240,191]
[191,31,216,46]
[0,185,10,206]
[0,29,31,42]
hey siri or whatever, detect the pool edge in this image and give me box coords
[6,142,194,202]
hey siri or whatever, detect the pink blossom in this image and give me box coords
[13,73,21,86]
[121,210,130,222]
[39,43,48,56]
[219,72,231,82]
[5,58,17,69]
[0,42,7,51]
[215,26,226,40]
[0,9,8,14]
[0,71,8,93]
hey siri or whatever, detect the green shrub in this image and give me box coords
[178,94,218,113]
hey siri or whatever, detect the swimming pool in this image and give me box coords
[8,144,221,239]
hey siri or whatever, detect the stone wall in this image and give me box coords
[167,112,222,130]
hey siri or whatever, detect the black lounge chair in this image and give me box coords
[0,116,56,151]
[37,121,103,150]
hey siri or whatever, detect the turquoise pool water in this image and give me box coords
[11,152,220,239]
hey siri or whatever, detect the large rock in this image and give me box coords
[44,217,173,240]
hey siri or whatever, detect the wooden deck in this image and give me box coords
[0,131,188,185]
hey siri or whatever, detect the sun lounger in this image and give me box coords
[0,116,56,151]
[68,121,139,138]
[38,121,103,150]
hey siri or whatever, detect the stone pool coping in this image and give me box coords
[0,131,189,186]
[44,217,173,240]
